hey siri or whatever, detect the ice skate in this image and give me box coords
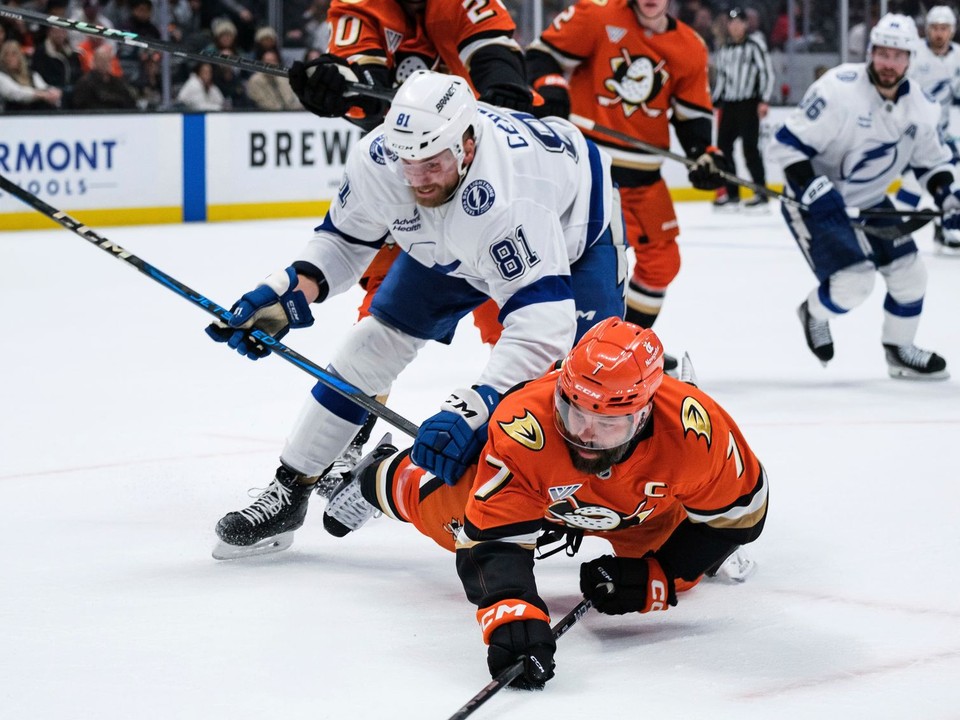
[712,195,740,212]
[797,300,834,365]
[316,413,379,498]
[741,195,770,214]
[933,221,960,253]
[212,464,317,560]
[706,547,757,584]
[663,353,679,378]
[323,434,397,537]
[883,343,949,380]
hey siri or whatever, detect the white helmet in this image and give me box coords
[927,5,957,27]
[383,70,479,175]
[869,13,919,54]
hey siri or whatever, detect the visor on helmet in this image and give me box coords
[554,385,650,451]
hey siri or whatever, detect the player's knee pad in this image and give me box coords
[881,252,927,305]
[330,316,426,395]
[824,261,875,312]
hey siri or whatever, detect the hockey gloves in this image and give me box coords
[289,53,363,118]
[531,74,571,119]
[798,175,858,251]
[580,555,677,615]
[937,185,960,244]
[411,384,499,485]
[479,82,535,113]
[487,619,557,690]
[206,266,314,360]
[687,147,730,190]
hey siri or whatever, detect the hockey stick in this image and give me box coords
[446,597,595,720]
[0,174,419,438]
[0,3,395,101]
[568,113,934,241]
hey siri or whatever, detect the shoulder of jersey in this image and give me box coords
[653,377,723,451]
[490,374,556,454]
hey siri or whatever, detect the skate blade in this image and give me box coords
[708,552,758,584]
[211,531,295,560]
[887,367,951,381]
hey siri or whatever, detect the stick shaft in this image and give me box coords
[0,174,419,438]
[446,598,594,720]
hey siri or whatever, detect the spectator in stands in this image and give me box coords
[77,36,123,76]
[176,61,226,111]
[285,0,330,51]
[245,48,302,110]
[72,42,137,110]
[252,25,279,59]
[133,48,163,109]
[0,39,62,112]
[31,25,82,107]
[215,0,265,52]
[123,0,161,40]
[73,0,114,30]
[206,17,241,57]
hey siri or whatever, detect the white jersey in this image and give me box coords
[768,63,952,208]
[297,105,616,392]
[909,41,960,132]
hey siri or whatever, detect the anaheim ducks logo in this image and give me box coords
[547,496,655,531]
[681,397,712,447]
[498,410,545,451]
[600,49,668,118]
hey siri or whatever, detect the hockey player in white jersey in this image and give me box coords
[768,13,952,380]
[205,70,627,558]
[895,5,960,250]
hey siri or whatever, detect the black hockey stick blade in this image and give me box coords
[0,4,394,102]
[446,598,594,720]
[0,174,419,438]
[856,215,935,241]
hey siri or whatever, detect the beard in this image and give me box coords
[868,62,906,90]
[565,440,633,474]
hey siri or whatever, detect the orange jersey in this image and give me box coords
[460,372,767,558]
[326,0,518,94]
[534,1,712,170]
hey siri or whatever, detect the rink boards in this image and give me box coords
[3,107,797,231]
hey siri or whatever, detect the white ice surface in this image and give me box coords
[2,203,959,720]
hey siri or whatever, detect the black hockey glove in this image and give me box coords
[687,147,731,190]
[580,555,677,615]
[487,620,557,690]
[479,82,534,113]
[289,54,365,118]
[531,74,571,119]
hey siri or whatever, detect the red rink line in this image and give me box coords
[762,587,960,621]
[738,647,960,699]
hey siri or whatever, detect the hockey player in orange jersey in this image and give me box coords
[323,317,768,689]
[527,0,731,373]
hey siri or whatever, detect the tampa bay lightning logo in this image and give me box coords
[369,135,397,165]
[840,141,899,184]
[461,180,495,216]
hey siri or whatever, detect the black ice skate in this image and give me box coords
[742,195,770,214]
[883,343,949,381]
[323,434,397,538]
[797,300,834,365]
[712,195,740,212]
[212,464,317,560]
[663,353,679,378]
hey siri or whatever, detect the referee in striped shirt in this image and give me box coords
[712,7,776,211]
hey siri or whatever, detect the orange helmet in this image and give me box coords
[555,318,664,449]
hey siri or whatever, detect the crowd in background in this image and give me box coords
[1,0,958,113]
